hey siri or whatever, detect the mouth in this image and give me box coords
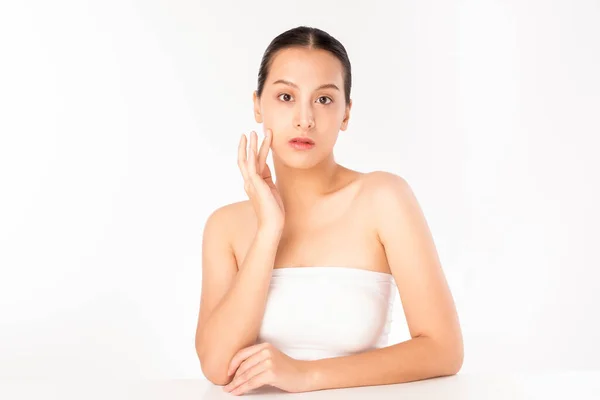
[288,137,315,150]
[289,137,315,145]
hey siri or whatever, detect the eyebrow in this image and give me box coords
[271,79,340,91]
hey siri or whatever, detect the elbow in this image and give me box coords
[430,334,464,377]
[445,350,463,376]
[441,340,464,376]
[201,361,233,386]
[451,334,465,374]
[196,342,233,386]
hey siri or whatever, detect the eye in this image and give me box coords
[277,93,293,102]
[277,93,333,105]
[317,96,333,105]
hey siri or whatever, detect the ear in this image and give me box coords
[253,91,263,123]
[340,99,352,131]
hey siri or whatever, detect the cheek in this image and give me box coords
[262,116,287,138]
[270,133,286,151]
[316,108,345,127]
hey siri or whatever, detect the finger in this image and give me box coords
[227,342,269,376]
[262,162,274,184]
[224,354,269,393]
[247,131,258,177]
[237,134,249,182]
[256,129,272,175]
[230,350,270,387]
[230,368,273,396]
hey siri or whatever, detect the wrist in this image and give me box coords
[256,225,283,239]
[301,360,320,392]
[255,227,283,245]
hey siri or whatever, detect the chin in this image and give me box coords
[272,150,324,170]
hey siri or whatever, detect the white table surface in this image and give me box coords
[2,372,599,399]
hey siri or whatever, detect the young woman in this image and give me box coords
[195,26,463,395]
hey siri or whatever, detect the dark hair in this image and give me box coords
[256,26,352,106]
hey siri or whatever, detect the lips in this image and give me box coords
[288,137,315,150]
[289,137,315,145]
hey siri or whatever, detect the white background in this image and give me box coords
[1,0,598,379]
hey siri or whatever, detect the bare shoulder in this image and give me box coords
[203,200,256,241]
[357,170,414,203]
[356,170,423,234]
[206,199,253,223]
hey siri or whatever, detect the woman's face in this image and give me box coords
[253,47,352,169]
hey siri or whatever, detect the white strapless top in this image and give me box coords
[255,266,397,361]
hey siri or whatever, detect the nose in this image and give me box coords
[294,103,315,130]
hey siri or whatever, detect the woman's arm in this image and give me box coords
[194,204,281,386]
[305,172,463,390]
[374,172,463,363]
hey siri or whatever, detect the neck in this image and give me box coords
[273,152,341,213]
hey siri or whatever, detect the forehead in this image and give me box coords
[267,47,344,88]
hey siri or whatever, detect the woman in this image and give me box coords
[195,26,463,395]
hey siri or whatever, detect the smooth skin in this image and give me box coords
[195,47,463,395]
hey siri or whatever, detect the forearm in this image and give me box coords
[198,229,281,384]
[306,335,463,391]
